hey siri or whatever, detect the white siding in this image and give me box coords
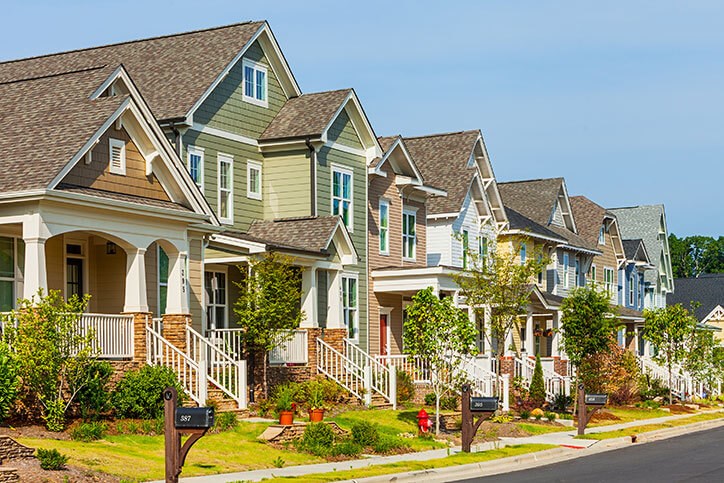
[426,221,453,266]
[450,193,481,268]
[551,200,565,227]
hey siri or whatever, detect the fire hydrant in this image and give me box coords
[417,408,432,433]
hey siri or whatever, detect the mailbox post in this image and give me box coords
[576,383,607,436]
[461,384,498,452]
[164,387,215,482]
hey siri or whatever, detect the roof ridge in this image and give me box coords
[0,64,109,86]
[298,88,352,97]
[0,21,262,66]
[499,177,564,185]
[404,129,479,140]
[609,203,664,210]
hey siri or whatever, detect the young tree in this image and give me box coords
[683,329,723,394]
[233,252,305,399]
[454,240,548,374]
[9,290,97,431]
[560,286,617,370]
[529,353,546,407]
[642,304,698,403]
[403,287,477,434]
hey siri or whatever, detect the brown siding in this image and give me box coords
[368,292,405,356]
[62,125,171,201]
[590,229,619,286]
[90,237,126,314]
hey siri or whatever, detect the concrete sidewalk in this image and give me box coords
[160,410,722,483]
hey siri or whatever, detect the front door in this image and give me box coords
[380,314,388,356]
[66,258,84,299]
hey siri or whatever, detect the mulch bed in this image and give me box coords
[589,411,622,423]
[663,404,696,414]
[9,458,120,483]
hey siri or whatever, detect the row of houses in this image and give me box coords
[0,21,681,408]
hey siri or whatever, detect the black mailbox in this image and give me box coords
[470,397,498,412]
[175,407,215,429]
[584,394,608,406]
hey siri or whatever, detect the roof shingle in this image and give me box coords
[667,274,724,321]
[224,216,343,255]
[259,89,350,141]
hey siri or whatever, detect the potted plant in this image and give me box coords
[274,384,297,425]
[306,382,326,422]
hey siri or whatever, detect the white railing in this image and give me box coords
[270,330,308,365]
[146,323,205,405]
[151,317,163,334]
[375,354,431,383]
[76,314,134,359]
[638,355,693,400]
[206,328,244,361]
[453,353,510,411]
[344,339,396,408]
[317,338,365,400]
[187,326,247,409]
[514,356,571,401]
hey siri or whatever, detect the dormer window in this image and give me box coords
[242,59,268,107]
[109,138,126,175]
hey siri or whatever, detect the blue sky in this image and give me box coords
[2,1,722,236]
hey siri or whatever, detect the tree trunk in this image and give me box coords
[667,352,673,405]
[263,351,269,400]
[435,392,441,435]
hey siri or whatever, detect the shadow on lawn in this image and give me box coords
[397,410,419,426]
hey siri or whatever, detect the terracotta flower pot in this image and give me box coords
[279,410,294,425]
[309,408,325,422]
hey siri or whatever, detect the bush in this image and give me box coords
[580,338,641,405]
[635,400,661,410]
[112,365,184,419]
[372,436,410,454]
[529,354,546,407]
[331,441,362,457]
[37,448,68,470]
[43,398,66,432]
[0,342,18,423]
[519,409,531,420]
[545,412,557,422]
[273,383,299,414]
[396,369,415,405]
[300,422,335,456]
[423,393,458,410]
[531,408,544,420]
[552,393,573,412]
[639,376,670,402]
[213,412,238,432]
[351,420,380,447]
[424,392,436,406]
[70,421,106,441]
[491,413,513,423]
[73,360,113,421]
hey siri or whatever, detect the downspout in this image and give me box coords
[306,137,318,217]
[170,122,182,158]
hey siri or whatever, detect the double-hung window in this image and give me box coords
[158,246,168,315]
[590,265,597,285]
[478,236,488,265]
[242,59,268,107]
[520,242,527,265]
[379,200,389,255]
[0,237,17,312]
[563,253,570,287]
[187,146,204,188]
[604,268,614,295]
[402,209,416,260]
[247,161,262,200]
[575,257,581,286]
[342,274,358,340]
[629,272,635,306]
[218,154,233,224]
[332,166,353,231]
[462,230,469,268]
[598,225,606,245]
[638,274,644,308]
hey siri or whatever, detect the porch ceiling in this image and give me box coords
[371,266,461,295]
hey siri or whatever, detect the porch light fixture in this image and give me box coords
[106,241,117,255]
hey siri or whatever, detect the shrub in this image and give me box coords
[519,409,531,420]
[331,441,362,457]
[73,360,113,421]
[43,398,66,432]
[440,395,459,411]
[639,376,670,402]
[351,420,380,447]
[552,393,573,412]
[213,412,238,432]
[545,412,557,422]
[491,413,513,423]
[636,400,661,410]
[580,338,641,405]
[529,354,546,407]
[300,422,335,456]
[0,342,18,423]
[372,436,410,454]
[37,448,68,470]
[70,421,106,442]
[424,392,436,406]
[112,365,184,419]
[396,369,415,405]
[531,408,544,420]
[273,383,299,414]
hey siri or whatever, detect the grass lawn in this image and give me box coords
[514,422,570,435]
[575,412,724,440]
[256,444,557,482]
[587,407,672,426]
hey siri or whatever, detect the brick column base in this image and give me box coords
[162,313,190,354]
[553,357,569,377]
[498,356,515,376]
[121,312,151,364]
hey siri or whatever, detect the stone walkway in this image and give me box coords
[158,411,718,483]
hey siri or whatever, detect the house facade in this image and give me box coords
[668,274,724,343]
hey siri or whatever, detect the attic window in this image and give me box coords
[598,225,605,245]
[242,59,268,108]
[109,138,126,175]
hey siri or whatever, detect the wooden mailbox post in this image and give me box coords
[461,384,498,452]
[164,387,214,483]
[576,383,608,436]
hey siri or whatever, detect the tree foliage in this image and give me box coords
[683,329,724,393]
[233,252,305,398]
[403,287,477,434]
[560,286,617,369]
[669,234,723,278]
[579,337,641,405]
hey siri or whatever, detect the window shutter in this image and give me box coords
[109,138,126,175]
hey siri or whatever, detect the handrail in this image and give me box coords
[316,337,364,400]
[146,324,204,405]
[450,352,510,411]
[513,356,571,400]
[345,339,396,408]
[375,354,431,383]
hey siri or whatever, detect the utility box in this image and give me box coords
[470,397,499,412]
[584,394,608,406]
[175,407,215,429]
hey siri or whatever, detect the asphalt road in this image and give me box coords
[459,425,724,483]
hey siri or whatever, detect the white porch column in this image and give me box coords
[165,251,189,314]
[551,310,561,357]
[22,237,48,300]
[124,248,148,313]
[326,270,342,329]
[300,265,318,328]
[524,309,535,355]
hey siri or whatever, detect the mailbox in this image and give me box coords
[175,407,215,429]
[470,397,498,412]
[584,394,608,406]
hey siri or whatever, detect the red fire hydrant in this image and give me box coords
[417,408,433,434]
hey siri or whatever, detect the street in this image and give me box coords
[460,425,724,483]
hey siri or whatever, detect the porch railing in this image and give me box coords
[375,354,431,383]
[270,330,308,365]
[453,353,510,411]
[344,339,396,408]
[317,337,364,400]
[513,356,571,400]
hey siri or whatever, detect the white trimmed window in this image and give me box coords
[379,199,389,255]
[242,59,268,107]
[109,138,126,175]
[598,225,606,245]
[590,264,597,285]
[342,274,358,340]
[0,236,19,312]
[402,209,416,261]
[462,230,469,268]
[158,246,168,316]
[247,161,262,200]
[575,257,581,286]
[563,253,570,287]
[604,267,615,295]
[217,154,233,224]
[187,146,204,188]
[479,236,488,266]
[332,166,353,231]
[520,242,527,265]
[629,272,635,306]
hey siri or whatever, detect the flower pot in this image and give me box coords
[279,410,294,425]
[309,408,325,422]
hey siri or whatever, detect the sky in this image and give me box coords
[2,1,722,237]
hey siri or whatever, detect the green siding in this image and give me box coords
[263,149,311,219]
[195,41,287,140]
[327,110,363,149]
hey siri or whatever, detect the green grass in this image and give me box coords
[575,412,724,440]
[515,422,570,435]
[587,407,671,426]
[257,444,557,482]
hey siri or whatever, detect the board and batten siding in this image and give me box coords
[263,149,311,219]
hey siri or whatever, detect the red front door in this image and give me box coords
[380,314,388,355]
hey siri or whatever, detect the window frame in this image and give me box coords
[462,230,470,268]
[108,138,126,175]
[241,58,268,108]
[402,208,417,261]
[331,165,354,232]
[157,245,169,316]
[217,153,234,225]
[520,242,527,265]
[0,236,19,312]
[341,273,359,342]
[575,257,581,287]
[246,160,262,200]
[629,271,635,306]
[604,267,615,295]
[379,199,390,255]
[563,253,569,287]
[590,264,597,286]
[187,146,204,189]
[478,236,488,266]
[598,225,606,245]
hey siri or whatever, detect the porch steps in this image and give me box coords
[369,394,393,409]
[207,387,250,417]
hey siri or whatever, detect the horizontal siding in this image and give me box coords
[450,193,480,268]
[327,110,363,149]
[427,221,452,266]
[263,150,311,219]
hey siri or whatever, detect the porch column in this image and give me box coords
[327,270,342,329]
[165,251,189,315]
[22,237,47,300]
[300,265,317,328]
[551,310,561,357]
[524,309,535,355]
[124,247,148,313]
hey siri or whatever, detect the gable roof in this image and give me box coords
[570,195,625,259]
[505,207,567,243]
[499,178,566,228]
[259,89,351,141]
[0,21,298,122]
[667,274,724,322]
[622,239,651,264]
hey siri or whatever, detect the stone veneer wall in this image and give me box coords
[0,437,34,462]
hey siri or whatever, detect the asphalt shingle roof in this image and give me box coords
[0,22,265,121]
[505,207,566,242]
[403,131,480,215]
[569,196,609,246]
[609,205,667,285]
[498,178,564,227]
[667,274,724,321]
[223,216,343,255]
[259,89,350,141]
[56,184,193,212]
[622,239,649,263]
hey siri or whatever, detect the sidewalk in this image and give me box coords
[162,411,722,483]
